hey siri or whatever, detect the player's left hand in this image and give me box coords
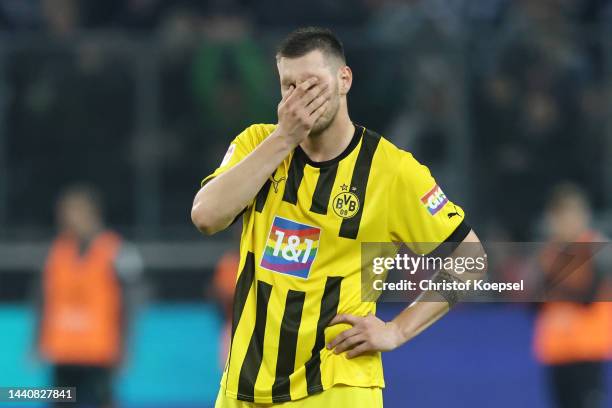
[326,313,404,358]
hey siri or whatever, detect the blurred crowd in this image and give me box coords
[0,0,611,241]
[0,0,611,32]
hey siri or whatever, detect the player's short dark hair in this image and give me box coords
[276,27,346,64]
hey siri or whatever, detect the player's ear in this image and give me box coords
[338,65,352,96]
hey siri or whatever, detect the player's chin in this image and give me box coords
[310,115,333,135]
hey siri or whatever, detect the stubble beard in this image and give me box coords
[308,96,340,137]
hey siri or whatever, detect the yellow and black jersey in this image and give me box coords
[202,124,470,403]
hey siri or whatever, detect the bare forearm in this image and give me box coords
[192,130,294,234]
[327,230,486,357]
[392,229,486,345]
[391,300,448,344]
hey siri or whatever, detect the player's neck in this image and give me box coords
[299,111,354,163]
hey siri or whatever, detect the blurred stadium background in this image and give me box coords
[0,0,612,407]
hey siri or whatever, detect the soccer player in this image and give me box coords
[192,27,486,407]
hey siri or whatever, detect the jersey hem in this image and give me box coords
[219,379,385,403]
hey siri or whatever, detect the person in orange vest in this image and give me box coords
[534,183,612,408]
[35,185,142,408]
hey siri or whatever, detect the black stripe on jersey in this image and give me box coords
[309,165,338,215]
[305,276,343,395]
[231,252,256,337]
[255,178,272,212]
[271,290,306,402]
[339,129,381,239]
[282,155,305,205]
[237,280,273,401]
[225,252,256,392]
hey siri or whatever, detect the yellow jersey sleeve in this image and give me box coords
[388,151,468,248]
[201,124,276,187]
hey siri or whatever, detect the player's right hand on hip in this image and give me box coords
[276,76,331,146]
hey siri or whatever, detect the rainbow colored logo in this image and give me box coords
[260,216,320,279]
[421,184,448,215]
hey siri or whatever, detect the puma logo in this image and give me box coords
[271,175,286,193]
[447,205,461,219]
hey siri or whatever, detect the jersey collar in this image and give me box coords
[293,124,364,168]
